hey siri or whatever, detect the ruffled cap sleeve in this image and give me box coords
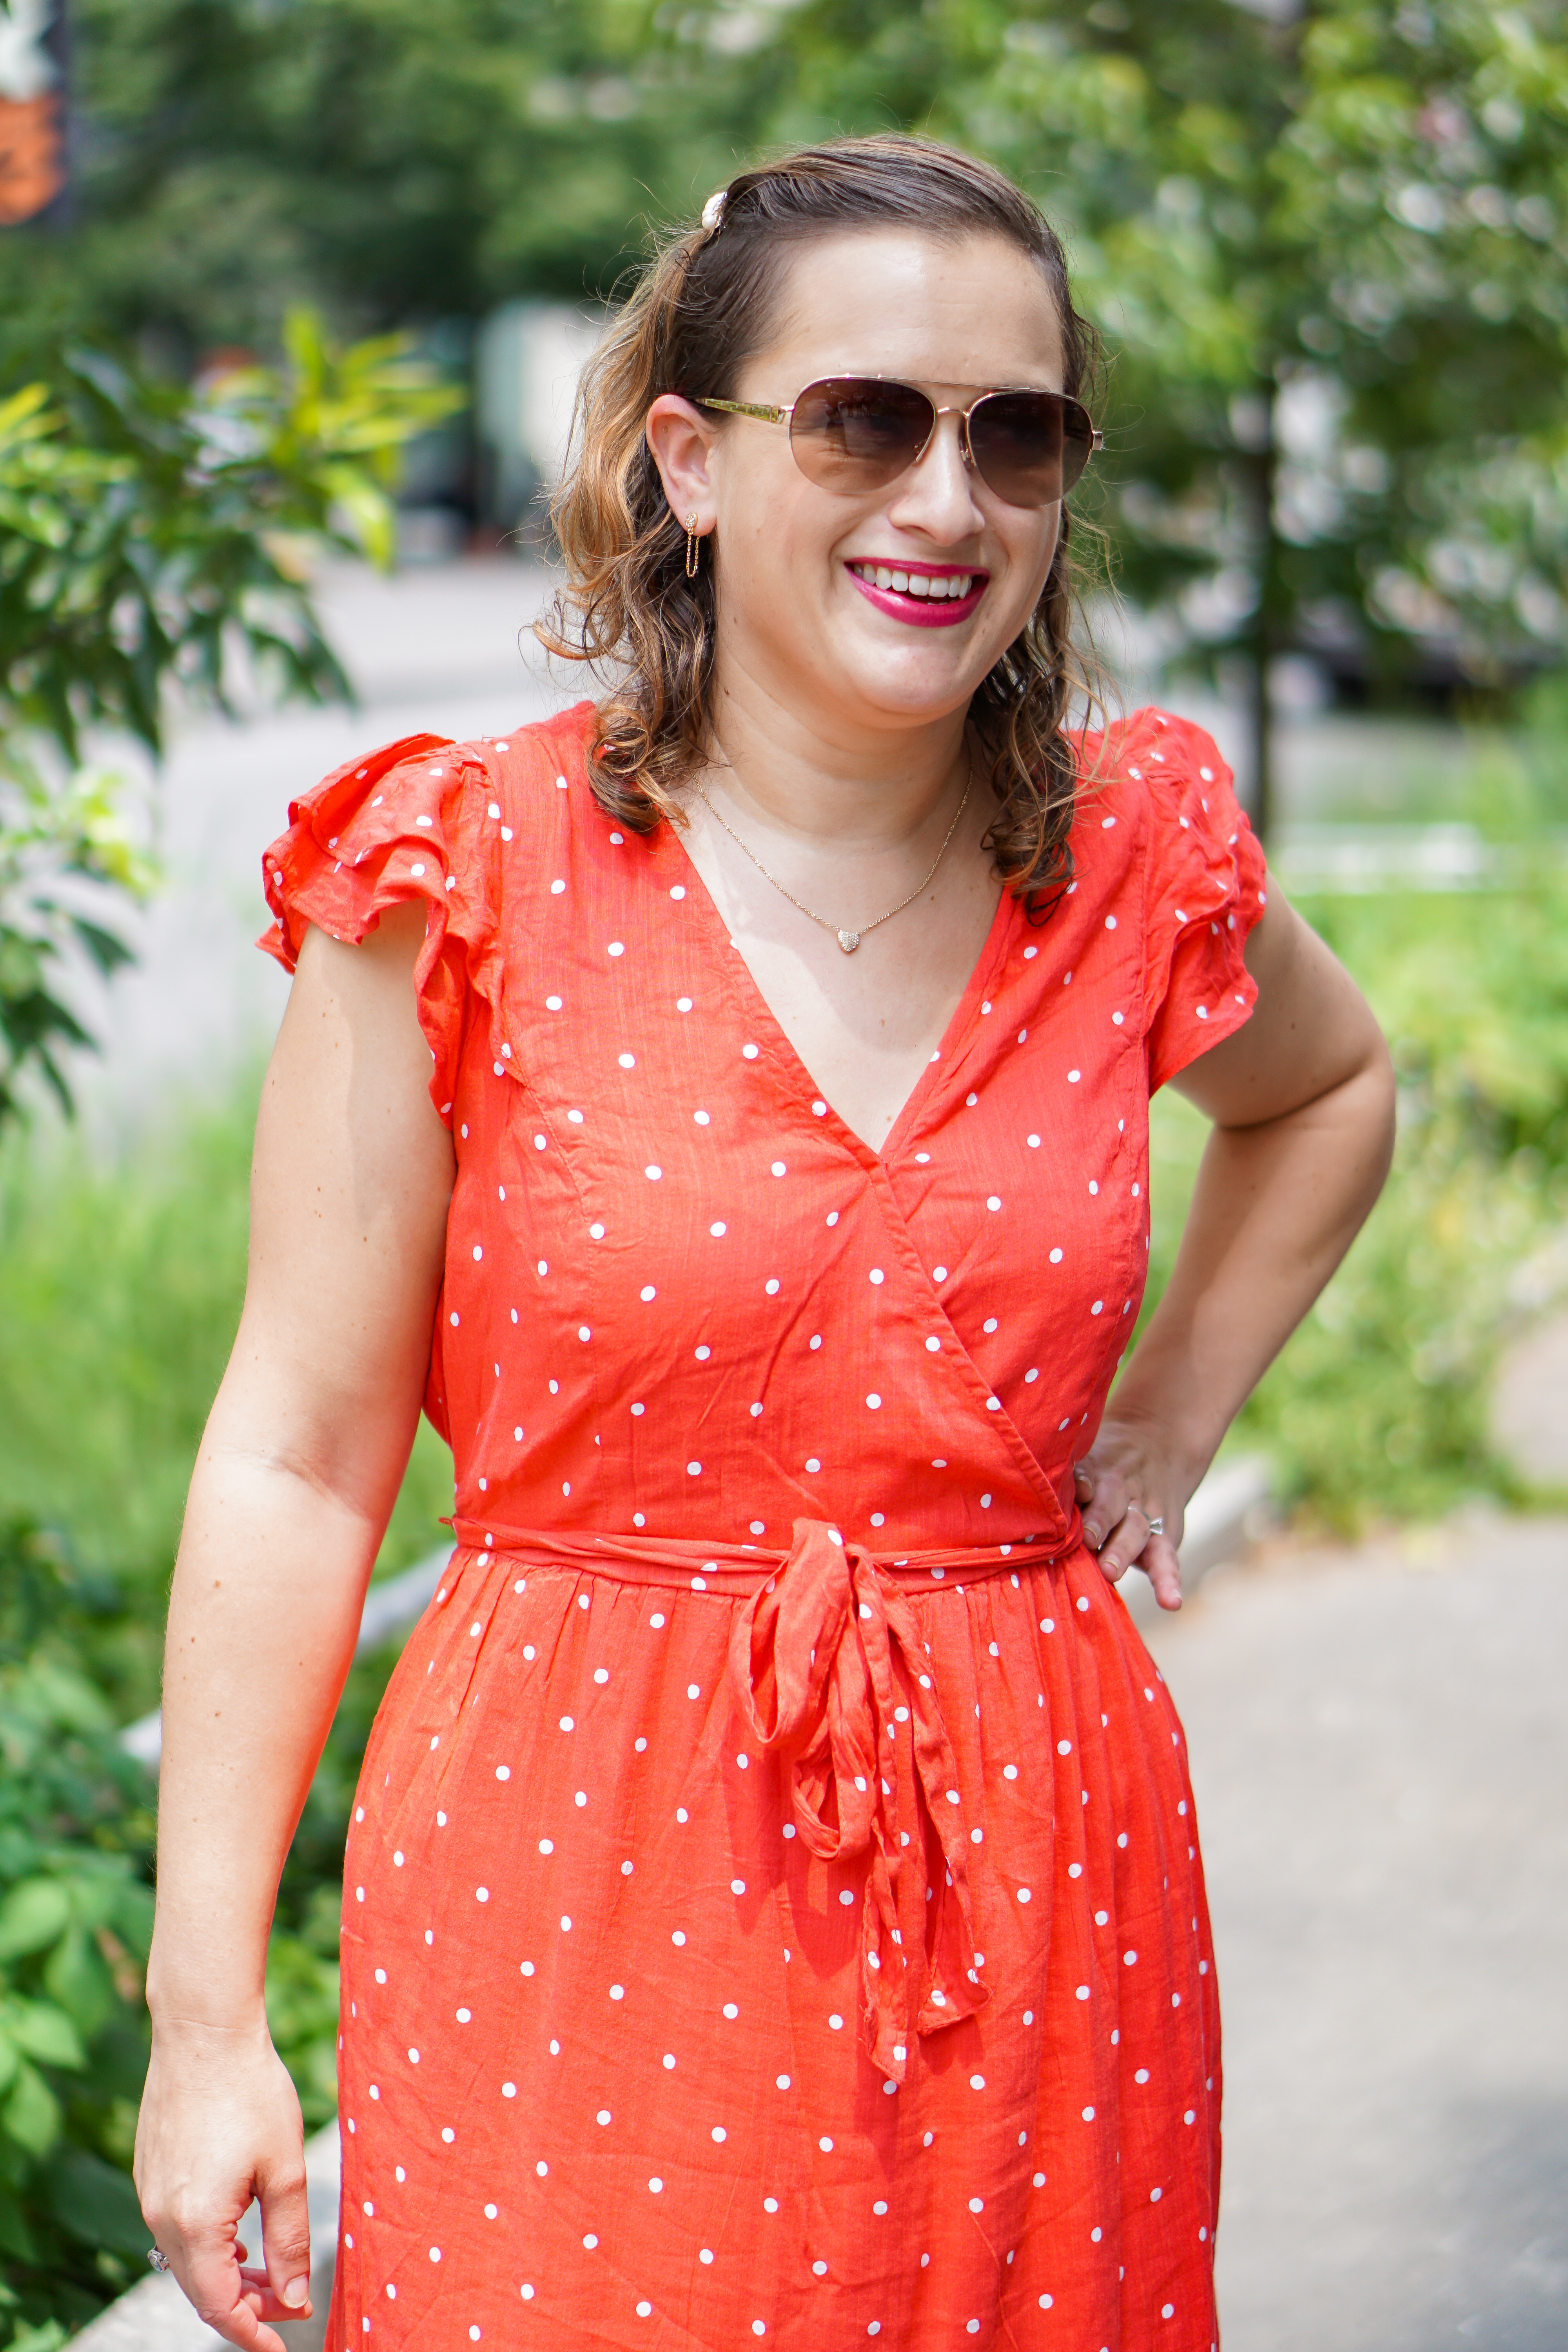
[258,731,501,1125]
[1138,716,1269,1092]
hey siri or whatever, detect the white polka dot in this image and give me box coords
[866,1393,882,1410]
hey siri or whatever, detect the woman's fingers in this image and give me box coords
[1137,1531,1185,1612]
[257,2145,314,2319]
[1075,1458,1126,1553]
[165,2227,293,2352]
[1094,1501,1152,1583]
[1085,1495,1186,1612]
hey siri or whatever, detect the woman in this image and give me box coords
[135,137,1393,2352]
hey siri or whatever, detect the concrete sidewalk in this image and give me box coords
[1142,1512,1568,2351]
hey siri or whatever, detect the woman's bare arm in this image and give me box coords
[1077,889,1396,1606]
[135,903,454,2350]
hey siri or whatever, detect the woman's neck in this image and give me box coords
[695,654,972,854]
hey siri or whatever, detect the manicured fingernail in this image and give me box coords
[283,2278,310,2308]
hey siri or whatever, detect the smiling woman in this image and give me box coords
[134,136,1395,2352]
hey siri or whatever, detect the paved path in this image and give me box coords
[1143,1514,1568,2351]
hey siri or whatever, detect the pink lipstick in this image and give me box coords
[844,559,988,629]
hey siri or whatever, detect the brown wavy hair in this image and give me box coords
[537,133,1105,909]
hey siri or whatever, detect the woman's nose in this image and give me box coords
[886,411,985,538]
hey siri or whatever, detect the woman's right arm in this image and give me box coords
[134,900,455,2351]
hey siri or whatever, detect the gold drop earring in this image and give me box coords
[685,511,701,578]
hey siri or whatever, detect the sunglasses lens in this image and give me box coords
[788,379,935,492]
[969,392,1098,506]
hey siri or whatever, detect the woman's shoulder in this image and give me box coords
[1069,704,1252,868]
[1070,704,1235,816]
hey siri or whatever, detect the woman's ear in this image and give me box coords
[645,394,719,537]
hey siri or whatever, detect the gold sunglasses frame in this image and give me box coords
[693,379,1104,506]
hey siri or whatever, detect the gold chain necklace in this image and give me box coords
[696,764,973,954]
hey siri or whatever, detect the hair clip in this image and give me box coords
[700,188,728,236]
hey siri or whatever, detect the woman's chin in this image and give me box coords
[822,638,1002,727]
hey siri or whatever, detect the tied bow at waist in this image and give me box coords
[450,1514,1064,2082]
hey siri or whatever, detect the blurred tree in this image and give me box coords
[7,0,1567,833]
[0,313,463,1123]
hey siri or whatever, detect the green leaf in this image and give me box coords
[0,2186,40,2264]
[3,2062,61,2156]
[7,2320,68,2352]
[0,1881,70,1964]
[0,2031,18,2098]
[42,2144,152,2257]
[7,2002,86,2071]
[42,1929,116,2042]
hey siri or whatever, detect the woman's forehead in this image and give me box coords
[748,227,1065,391]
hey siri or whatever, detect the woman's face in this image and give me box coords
[648,228,1070,746]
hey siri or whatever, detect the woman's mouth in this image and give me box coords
[845,560,988,628]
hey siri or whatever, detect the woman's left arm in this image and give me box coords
[1078,889,1396,1608]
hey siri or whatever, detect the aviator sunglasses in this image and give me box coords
[695,376,1103,509]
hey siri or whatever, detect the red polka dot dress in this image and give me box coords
[260,702,1266,2352]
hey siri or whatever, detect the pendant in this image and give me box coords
[837,929,861,954]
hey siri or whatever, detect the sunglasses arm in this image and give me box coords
[693,397,792,424]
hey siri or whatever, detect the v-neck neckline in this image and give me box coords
[664,819,1017,1167]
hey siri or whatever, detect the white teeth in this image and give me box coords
[853,563,976,599]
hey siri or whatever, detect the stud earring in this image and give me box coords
[685,511,701,578]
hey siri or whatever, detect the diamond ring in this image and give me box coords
[1146,1516,1165,1536]
[148,2249,172,2274]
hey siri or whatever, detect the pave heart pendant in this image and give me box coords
[836,929,861,954]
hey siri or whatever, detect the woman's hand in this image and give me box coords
[1074,1416,1194,1612]
[134,2017,314,2352]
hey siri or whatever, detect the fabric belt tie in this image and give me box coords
[448,1513,1069,2083]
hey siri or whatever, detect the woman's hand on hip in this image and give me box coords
[134,2016,313,2352]
[1073,1417,1194,1612]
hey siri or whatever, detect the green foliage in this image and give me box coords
[0,1521,158,2341]
[0,1091,453,2337]
[0,318,464,1125]
[1146,856,1568,1529]
[15,0,1567,781]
